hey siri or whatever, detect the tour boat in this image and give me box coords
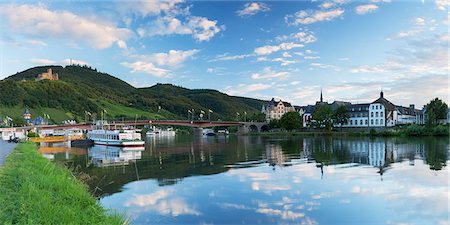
[87,121,144,147]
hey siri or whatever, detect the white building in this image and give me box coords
[261,98,295,122]
[302,91,423,128]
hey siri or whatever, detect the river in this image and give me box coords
[41,135,449,225]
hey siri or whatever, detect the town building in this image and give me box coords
[36,68,59,81]
[299,91,425,128]
[261,98,295,122]
[23,108,31,124]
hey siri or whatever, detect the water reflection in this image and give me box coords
[88,146,144,167]
[46,136,449,225]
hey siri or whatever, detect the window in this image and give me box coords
[376,105,378,110]
[365,119,368,125]
[371,112,374,117]
[372,105,374,110]
[360,120,363,125]
[380,112,383,117]
[350,120,353,125]
[371,119,374,125]
[376,119,379,125]
[380,119,383,125]
[376,112,379,117]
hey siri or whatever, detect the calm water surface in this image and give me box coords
[44,135,450,225]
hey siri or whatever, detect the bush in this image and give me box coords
[432,125,449,136]
[403,124,429,136]
[27,131,39,138]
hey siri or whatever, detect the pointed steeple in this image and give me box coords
[320,89,323,103]
[380,90,384,99]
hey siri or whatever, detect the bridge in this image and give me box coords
[21,120,270,134]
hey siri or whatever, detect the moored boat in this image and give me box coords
[87,121,144,147]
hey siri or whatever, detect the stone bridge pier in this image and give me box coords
[237,122,269,134]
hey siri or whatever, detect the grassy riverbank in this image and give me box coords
[0,141,126,225]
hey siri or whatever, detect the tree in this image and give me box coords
[248,112,266,122]
[268,119,280,129]
[426,98,448,125]
[334,105,349,130]
[280,111,302,131]
[12,117,27,127]
[313,104,334,131]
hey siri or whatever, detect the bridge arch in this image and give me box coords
[260,125,270,132]
[248,124,259,132]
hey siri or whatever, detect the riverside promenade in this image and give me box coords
[0,141,16,166]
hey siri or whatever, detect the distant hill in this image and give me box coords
[0,65,265,123]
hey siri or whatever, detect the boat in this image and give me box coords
[87,120,144,147]
[202,128,216,136]
[146,127,176,136]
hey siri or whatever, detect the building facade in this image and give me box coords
[300,91,424,128]
[261,98,295,122]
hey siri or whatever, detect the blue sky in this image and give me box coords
[0,0,448,107]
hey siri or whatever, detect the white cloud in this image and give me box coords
[278,30,317,44]
[31,58,88,66]
[415,17,426,26]
[119,0,185,17]
[121,61,170,78]
[310,63,340,71]
[255,42,304,55]
[142,16,223,42]
[210,53,253,62]
[282,52,292,58]
[62,58,88,66]
[31,58,56,65]
[0,4,132,49]
[125,190,200,217]
[304,56,320,60]
[355,4,379,15]
[123,49,197,77]
[27,40,47,46]
[145,49,199,67]
[320,2,335,9]
[272,58,298,66]
[251,67,290,80]
[435,0,450,10]
[223,83,271,96]
[236,2,270,17]
[350,65,385,73]
[285,9,344,25]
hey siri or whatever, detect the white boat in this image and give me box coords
[146,127,176,136]
[202,128,216,136]
[87,120,144,147]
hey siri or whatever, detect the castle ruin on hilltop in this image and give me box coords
[36,68,59,81]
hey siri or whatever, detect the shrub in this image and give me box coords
[27,131,39,138]
[432,125,449,136]
[403,124,428,136]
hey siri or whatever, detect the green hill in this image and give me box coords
[0,65,265,124]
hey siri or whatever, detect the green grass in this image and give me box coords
[0,141,127,225]
[0,105,73,123]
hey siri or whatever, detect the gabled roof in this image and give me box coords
[265,98,293,108]
[299,105,316,114]
[372,97,396,111]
